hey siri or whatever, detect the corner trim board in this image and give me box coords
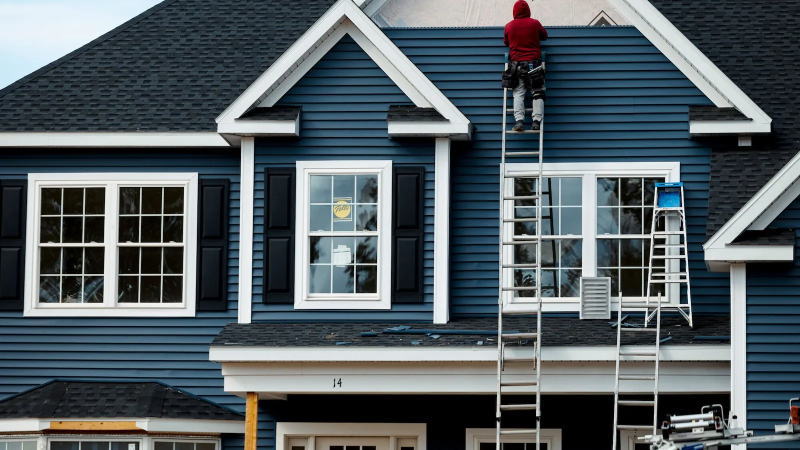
[433,138,450,324]
[238,138,255,324]
[730,263,747,444]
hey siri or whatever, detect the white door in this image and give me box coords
[314,437,391,450]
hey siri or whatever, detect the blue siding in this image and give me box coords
[251,36,435,321]
[0,149,244,423]
[384,26,727,316]
[745,197,800,445]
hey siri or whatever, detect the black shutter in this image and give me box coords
[392,166,425,303]
[196,179,230,312]
[0,180,26,311]
[264,168,295,304]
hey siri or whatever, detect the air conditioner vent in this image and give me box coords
[580,277,611,320]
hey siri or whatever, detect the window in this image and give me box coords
[295,161,392,310]
[50,442,138,450]
[503,162,678,311]
[466,428,561,450]
[276,423,423,450]
[153,441,216,450]
[0,441,37,450]
[26,173,198,317]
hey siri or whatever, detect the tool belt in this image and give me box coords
[501,59,545,91]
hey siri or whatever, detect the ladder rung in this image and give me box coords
[504,152,540,157]
[502,286,537,292]
[506,130,541,134]
[500,403,538,411]
[618,400,655,407]
[651,255,686,259]
[619,375,656,381]
[500,429,539,435]
[617,425,654,431]
[654,244,684,248]
[502,240,538,245]
[652,231,684,235]
[503,195,539,200]
[503,217,538,223]
[502,263,539,269]
[504,172,541,178]
[502,332,538,340]
[501,380,539,387]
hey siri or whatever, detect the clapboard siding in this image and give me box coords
[745,197,800,445]
[251,36,435,321]
[383,26,726,316]
[0,149,243,420]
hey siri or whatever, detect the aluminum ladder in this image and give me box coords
[495,61,545,450]
[611,296,663,450]
[645,182,693,327]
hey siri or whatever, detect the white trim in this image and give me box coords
[609,0,771,134]
[433,138,450,324]
[0,421,235,436]
[276,422,425,450]
[215,0,470,139]
[238,138,255,324]
[690,121,770,136]
[0,133,232,148]
[387,121,471,139]
[294,160,393,310]
[218,117,299,137]
[704,151,800,262]
[0,419,43,433]
[210,344,729,363]
[217,359,728,395]
[23,172,198,317]
[502,161,680,310]
[466,428,562,450]
[730,263,747,448]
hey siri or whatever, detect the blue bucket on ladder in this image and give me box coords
[655,182,683,207]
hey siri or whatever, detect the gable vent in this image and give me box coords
[580,277,611,320]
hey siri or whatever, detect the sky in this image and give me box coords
[0,0,162,89]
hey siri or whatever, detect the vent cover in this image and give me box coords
[580,277,611,320]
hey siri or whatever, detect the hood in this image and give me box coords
[513,0,531,19]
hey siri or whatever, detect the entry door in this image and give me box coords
[314,437,390,450]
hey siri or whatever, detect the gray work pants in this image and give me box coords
[513,83,543,123]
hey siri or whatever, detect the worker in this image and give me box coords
[504,0,548,132]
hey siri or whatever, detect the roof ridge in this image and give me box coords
[0,0,179,101]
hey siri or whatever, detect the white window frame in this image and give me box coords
[503,162,680,312]
[276,422,425,450]
[294,161,392,310]
[44,435,220,450]
[24,173,199,317]
[465,428,562,450]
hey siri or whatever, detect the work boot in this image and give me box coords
[512,120,524,132]
[531,120,541,131]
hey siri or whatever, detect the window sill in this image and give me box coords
[294,298,391,310]
[23,305,196,317]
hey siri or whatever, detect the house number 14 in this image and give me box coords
[332,378,342,388]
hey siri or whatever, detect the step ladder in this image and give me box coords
[611,296,663,450]
[645,182,693,327]
[496,61,545,450]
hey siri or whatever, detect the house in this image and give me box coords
[0,0,797,449]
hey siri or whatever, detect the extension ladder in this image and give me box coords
[645,182,693,327]
[495,62,545,450]
[611,296,663,449]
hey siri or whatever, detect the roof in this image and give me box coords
[212,316,730,348]
[240,106,301,120]
[649,0,800,237]
[0,381,242,420]
[689,106,747,122]
[0,0,336,132]
[732,228,796,246]
[387,105,447,122]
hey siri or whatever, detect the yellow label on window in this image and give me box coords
[332,198,352,220]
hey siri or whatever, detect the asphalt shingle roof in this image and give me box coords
[212,316,730,348]
[0,0,336,132]
[649,0,800,237]
[732,228,796,246]
[387,105,447,122]
[0,381,243,420]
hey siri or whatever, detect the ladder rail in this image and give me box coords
[496,77,508,450]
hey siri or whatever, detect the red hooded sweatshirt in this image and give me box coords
[504,0,548,61]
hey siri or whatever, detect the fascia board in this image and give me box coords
[215,0,470,137]
[704,151,800,251]
[704,245,794,263]
[690,120,772,136]
[610,0,771,132]
[136,418,244,434]
[217,117,299,137]
[0,132,232,148]
[387,120,471,138]
[210,344,729,363]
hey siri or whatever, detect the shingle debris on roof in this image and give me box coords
[732,228,796,246]
[388,105,447,122]
[689,106,748,122]
[649,0,800,238]
[0,0,337,132]
[0,380,242,420]
[240,106,301,121]
[213,316,729,348]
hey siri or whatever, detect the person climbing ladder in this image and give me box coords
[504,0,548,132]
